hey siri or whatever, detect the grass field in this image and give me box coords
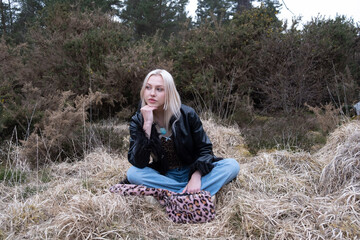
[0,118,359,239]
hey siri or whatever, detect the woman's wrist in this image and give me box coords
[143,121,153,138]
[191,170,202,180]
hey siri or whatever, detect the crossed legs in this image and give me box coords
[127,158,240,196]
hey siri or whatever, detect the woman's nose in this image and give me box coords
[150,89,156,96]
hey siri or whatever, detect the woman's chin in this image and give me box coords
[146,103,157,108]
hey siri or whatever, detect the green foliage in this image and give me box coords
[121,0,189,39]
[39,169,52,183]
[166,5,282,118]
[22,186,39,199]
[301,16,360,107]
[45,0,122,13]
[196,0,234,24]
[0,165,26,184]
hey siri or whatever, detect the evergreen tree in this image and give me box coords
[256,0,281,16]
[196,0,233,24]
[7,0,121,42]
[0,1,7,36]
[0,0,17,37]
[195,0,256,25]
[234,0,252,13]
[45,0,122,13]
[120,0,189,39]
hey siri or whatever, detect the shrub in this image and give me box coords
[21,90,107,167]
[305,103,344,134]
[166,5,285,117]
[241,112,327,154]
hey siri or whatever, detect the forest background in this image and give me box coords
[0,0,359,166]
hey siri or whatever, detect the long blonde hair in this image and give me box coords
[140,69,181,130]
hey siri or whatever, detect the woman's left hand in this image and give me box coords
[182,170,202,193]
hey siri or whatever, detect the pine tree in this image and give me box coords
[120,0,189,39]
[0,1,7,36]
[234,0,252,13]
[195,0,256,25]
[196,0,233,24]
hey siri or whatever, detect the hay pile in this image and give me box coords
[1,119,360,239]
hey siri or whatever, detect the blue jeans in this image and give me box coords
[127,158,240,196]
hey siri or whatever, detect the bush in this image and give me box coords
[21,90,107,167]
[166,5,282,118]
[241,112,327,154]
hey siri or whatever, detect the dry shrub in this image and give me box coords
[21,90,107,167]
[305,103,342,133]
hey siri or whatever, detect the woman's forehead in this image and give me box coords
[147,75,164,85]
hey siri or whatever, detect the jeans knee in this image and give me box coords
[222,158,240,177]
[127,166,142,184]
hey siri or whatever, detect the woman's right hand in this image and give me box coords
[141,105,156,137]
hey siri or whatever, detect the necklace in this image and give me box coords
[159,127,167,135]
[154,122,167,135]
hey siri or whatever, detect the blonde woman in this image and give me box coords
[126,69,240,196]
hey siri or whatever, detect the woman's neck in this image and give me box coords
[153,109,165,127]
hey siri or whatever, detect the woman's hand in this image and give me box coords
[141,105,157,137]
[182,170,202,194]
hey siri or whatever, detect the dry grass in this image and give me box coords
[1,119,360,239]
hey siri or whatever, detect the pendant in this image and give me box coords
[160,127,167,135]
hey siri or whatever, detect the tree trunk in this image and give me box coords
[8,0,12,31]
[237,0,251,13]
[0,0,6,36]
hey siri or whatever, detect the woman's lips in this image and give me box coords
[148,99,156,103]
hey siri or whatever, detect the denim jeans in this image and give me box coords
[127,158,240,196]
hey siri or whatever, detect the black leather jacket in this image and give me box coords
[128,104,220,176]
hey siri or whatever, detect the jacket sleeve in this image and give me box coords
[128,115,152,168]
[187,110,215,176]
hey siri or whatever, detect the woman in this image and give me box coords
[126,69,240,196]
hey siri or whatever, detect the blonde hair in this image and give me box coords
[140,69,181,130]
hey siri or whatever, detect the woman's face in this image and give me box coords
[144,75,166,109]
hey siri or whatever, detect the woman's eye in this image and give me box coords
[157,88,163,92]
[145,85,151,90]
